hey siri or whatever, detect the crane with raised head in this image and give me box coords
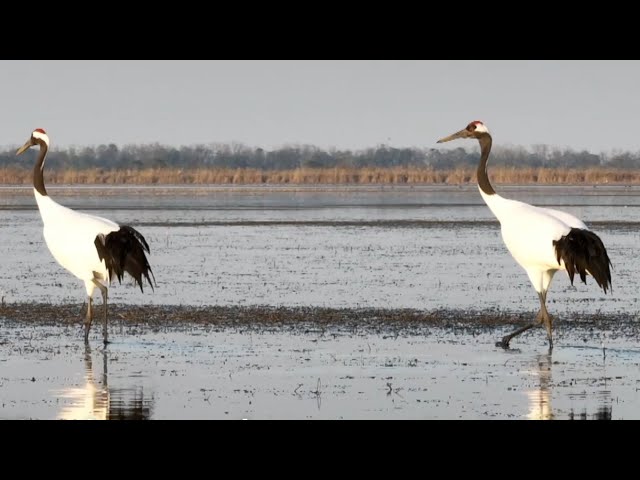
[16,128,155,345]
[437,121,612,349]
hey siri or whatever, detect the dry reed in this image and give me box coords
[1,166,639,185]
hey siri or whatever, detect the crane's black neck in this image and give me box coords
[477,134,495,196]
[33,140,48,196]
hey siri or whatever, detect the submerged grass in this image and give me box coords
[0,303,636,333]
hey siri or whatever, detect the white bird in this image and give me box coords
[16,128,155,345]
[437,121,612,349]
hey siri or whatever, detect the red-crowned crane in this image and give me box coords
[437,121,612,349]
[16,128,155,345]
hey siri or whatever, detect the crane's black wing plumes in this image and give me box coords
[94,226,155,292]
[553,228,612,294]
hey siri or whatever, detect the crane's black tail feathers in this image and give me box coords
[553,228,612,294]
[95,226,156,293]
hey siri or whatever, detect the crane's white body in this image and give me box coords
[479,188,587,293]
[34,190,119,297]
[18,128,154,344]
[437,121,611,348]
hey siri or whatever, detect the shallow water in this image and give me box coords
[0,184,638,420]
[1,318,637,419]
[0,185,636,314]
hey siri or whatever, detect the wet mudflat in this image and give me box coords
[1,185,639,419]
[1,305,638,420]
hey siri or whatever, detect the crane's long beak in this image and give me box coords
[437,129,471,143]
[16,138,34,156]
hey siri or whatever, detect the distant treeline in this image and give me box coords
[2,142,640,171]
[2,142,640,185]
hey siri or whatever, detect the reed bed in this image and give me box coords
[1,166,639,185]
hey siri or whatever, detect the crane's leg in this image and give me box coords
[84,343,92,370]
[92,279,109,345]
[496,292,553,350]
[539,291,554,350]
[102,345,108,387]
[496,309,543,349]
[84,297,93,344]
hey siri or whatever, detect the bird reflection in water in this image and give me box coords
[57,346,153,420]
[526,353,555,420]
[525,352,613,420]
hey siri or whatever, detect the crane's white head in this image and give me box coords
[437,121,490,144]
[16,128,50,155]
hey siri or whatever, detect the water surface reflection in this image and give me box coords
[526,353,555,420]
[524,350,614,420]
[56,346,154,420]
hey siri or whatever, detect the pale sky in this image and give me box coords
[1,60,639,154]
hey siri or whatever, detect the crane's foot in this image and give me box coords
[496,337,512,349]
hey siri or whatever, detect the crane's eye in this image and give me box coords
[467,123,476,132]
